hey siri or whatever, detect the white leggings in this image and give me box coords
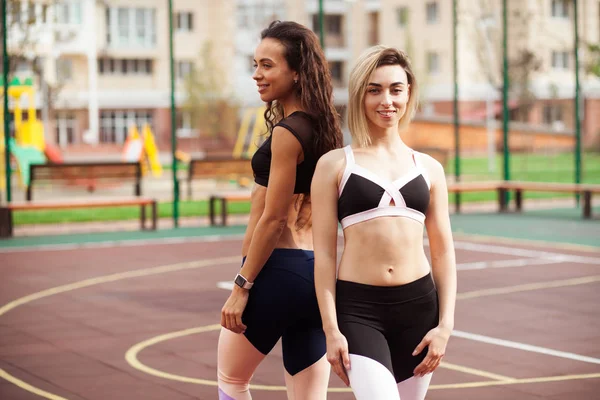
[347,354,433,400]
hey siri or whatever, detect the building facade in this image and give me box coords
[4,0,600,153]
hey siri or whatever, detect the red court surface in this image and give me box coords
[0,236,599,399]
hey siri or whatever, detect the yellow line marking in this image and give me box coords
[125,325,518,391]
[0,257,239,316]
[0,369,68,400]
[457,275,600,300]
[0,256,239,399]
[439,362,515,381]
[125,324,600,391]
[431,373,600,389]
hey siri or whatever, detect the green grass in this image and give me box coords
[445,152,600,202]
[13,200,251,225]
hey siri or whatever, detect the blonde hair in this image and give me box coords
[348,45,419,148]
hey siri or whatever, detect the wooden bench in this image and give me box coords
[0,198,158,238]
[447,181,508,213]
[27,162,142,201]
[448,180,600,219]
[187,157,253,199]
[209,193,251,226]
[502,181,600,219]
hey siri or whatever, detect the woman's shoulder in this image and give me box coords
[317,147,346,168]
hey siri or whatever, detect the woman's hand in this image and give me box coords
[220,286,250,334]
[413,325,452,377]
[326,330,351,386]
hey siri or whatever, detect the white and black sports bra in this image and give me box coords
[337,145,431,229]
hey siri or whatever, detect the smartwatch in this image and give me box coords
[234,273,254,290]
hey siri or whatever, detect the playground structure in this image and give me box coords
[1,77,165,198]
[122,124,163,178]
[232,106,267,159]
[1,77,50,193]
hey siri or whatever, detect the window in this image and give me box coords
[312,14,342,35]
[237,4,249,28]
[55,1,82,24]
[10,1,21,24]
[551,0,571,18]
[177,110,196,137]
[98,58,153,75]
[427,52,439,74]
[543,104,563,125]
[106,7,156,48]
[247,55,255,74]
[100,110,153,144]
[329,61,343,87]
[397,7,408,27]
[176,11,194,32]
[551,50,569,69]
[56,58,73,82]
[426,2,438,23]
[55,113,76,147]
[177,61,194,80]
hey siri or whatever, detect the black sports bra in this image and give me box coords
[251,111,317,194]
[337,146,431,228]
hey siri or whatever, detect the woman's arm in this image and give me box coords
[413,156,457,376]
[221,126,302,333]
[312,150,351,385]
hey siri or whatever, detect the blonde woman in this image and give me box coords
[312,46,457,399]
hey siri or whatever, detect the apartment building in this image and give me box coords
[5,0,600,151]
[5,0,235,151]
[378,0,600,145]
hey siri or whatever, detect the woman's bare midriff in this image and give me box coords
[241,184,314,256]
[338,216,431,286]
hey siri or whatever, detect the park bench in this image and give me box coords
[208,193,252,226]
[501,181,600,219]
[27,162,143,201]
[0,197,158,238]
[186,157,253,199]
[448,180,599,219]
[447,181,508,213]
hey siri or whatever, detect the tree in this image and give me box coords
[587,43,600,77]
[471,0,543,121]
[181,41,239,140]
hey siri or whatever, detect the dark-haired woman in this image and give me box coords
[217,21,343,400]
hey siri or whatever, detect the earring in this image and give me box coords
[294,79,298,84]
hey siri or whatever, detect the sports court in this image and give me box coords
[1,212,599,400]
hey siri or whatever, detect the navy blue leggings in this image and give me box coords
[242,249,326,376]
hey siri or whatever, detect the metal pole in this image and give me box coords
[168,0,179,227]
[574,0,581,194]
[452,0,460,208]
[502,0,510,185]
[2,0,11,203]
[318,0,325,49]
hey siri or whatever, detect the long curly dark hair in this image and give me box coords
[260,20,343,158]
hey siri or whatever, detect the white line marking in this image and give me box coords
[451,241,600,265]
[458,258,565,271]
[453,330,600,365]
[216,281,234,291]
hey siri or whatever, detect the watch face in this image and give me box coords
[234,274,246,288]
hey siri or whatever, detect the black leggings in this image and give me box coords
[336,273,439,383]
